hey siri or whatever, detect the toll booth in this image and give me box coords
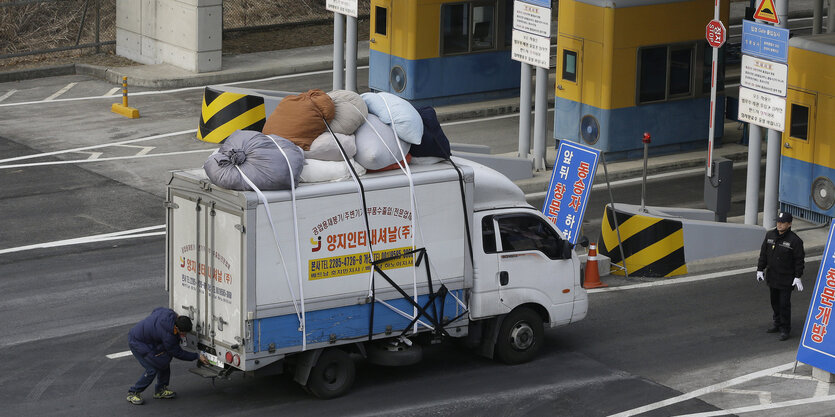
[779,33,835,224]
[368,0,521,105]
[554,0,729,159]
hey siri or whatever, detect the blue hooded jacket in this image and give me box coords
[129,307,198,368]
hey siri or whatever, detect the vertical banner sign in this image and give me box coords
[798,223,835,373]
[542,141,600,243]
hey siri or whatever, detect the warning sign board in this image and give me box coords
[738,86,786,131]
[754,0,780,24]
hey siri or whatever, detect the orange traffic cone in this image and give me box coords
[583,243,607,289]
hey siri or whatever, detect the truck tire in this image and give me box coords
[306,348,356,399]
[495,307,543,365]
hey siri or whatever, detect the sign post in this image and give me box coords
[542,142,600,244]
[704,12,725,178]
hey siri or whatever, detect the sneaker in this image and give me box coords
[779,332,790,341]
[126,392,143,405]
[153,387,177,399]
[766,325,780,333]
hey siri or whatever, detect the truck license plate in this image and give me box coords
[202,351,222,367]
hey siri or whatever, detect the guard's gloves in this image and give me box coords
[757,271,764,282]
[793,278,803,292]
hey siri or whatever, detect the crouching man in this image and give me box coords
[126,307,208,405]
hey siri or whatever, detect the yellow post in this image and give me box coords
[111,76,140,119]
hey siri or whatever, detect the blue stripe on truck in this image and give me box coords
[254,289,464,351]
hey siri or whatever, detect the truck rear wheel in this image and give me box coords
[495,307,543,365]
[306,348,356,399]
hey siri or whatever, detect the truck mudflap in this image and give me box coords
[368,247,468,340]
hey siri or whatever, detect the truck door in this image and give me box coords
[493,212,576,320]
[169,195,244,351]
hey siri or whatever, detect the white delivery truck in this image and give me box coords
[166,158,588,398]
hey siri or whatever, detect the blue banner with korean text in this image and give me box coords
[797,223,835,373]
[542,141,600,244]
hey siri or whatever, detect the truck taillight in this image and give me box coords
[225,351,240,366]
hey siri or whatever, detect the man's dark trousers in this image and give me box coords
[770,286,793,332]
[129,347,170,393]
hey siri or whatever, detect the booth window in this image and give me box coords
[441,2,497,55]
[638,47,667,102]
[374,6,387,36]
[495,214,563,259]
[669,47,692,96]
[563,50,577,82]
[790,104,810,140]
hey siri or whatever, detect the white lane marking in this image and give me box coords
[608,362,796,417]
[587,254,823,294]
[116,144,155,156]
[0,147,213,169]
[104,87,120,96]
[44,82,77,101]
[0,225,164,255]
[76,151,103,160]
[672,394,835,417]
[718,388,772,404]
[0,129,196,164]
[106,351,132,359]
[0,66,369,107]
[0,89,17,103]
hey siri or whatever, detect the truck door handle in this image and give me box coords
[500,271,509,286]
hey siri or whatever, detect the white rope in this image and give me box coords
[265,135,307,350]
[233,166,303,332]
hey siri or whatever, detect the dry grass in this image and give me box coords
[0,0,369,72]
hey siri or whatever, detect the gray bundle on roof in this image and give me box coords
[204,130,304,191]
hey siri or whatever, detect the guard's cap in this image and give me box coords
[777,212,793,223]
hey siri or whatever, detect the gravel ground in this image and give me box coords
[0,19,369,73]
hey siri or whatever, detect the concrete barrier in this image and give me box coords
[598,203,765,277]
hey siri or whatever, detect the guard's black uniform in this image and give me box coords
[757,226,804,334]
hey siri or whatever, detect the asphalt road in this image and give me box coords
[0,69,817,416]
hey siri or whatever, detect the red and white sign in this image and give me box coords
[706,19,726,48]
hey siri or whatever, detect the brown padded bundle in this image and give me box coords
[262,89,336,150]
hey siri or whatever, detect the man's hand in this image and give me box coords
[757,271,764,282]
[793,278,803,291]
[199,354,210,365]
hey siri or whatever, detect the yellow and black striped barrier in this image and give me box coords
[197,87,266,143]
[598,205,687,277]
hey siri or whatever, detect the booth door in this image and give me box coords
[780,88,816,209]
[556,35,583,103]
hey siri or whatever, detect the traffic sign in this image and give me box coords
[326,0,358,17]
[742,20,789,63]
[542,141,599,244]
[705,19,726,48]
[512,0,552,69]
[754,0,780,24]
[737,86,786,131]
[740,54,788,97]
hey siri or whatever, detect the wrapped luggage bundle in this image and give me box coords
[262,89,335,150]
[203,130,304,191]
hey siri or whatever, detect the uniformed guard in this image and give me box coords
[756,212,805,341]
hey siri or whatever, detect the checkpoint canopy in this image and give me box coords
[798,224,835,373]
[542,141,600,244]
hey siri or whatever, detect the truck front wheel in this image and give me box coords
[495,307,544,364]
[306,348,356,399]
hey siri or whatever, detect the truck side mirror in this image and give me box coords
[561,240,575,259]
